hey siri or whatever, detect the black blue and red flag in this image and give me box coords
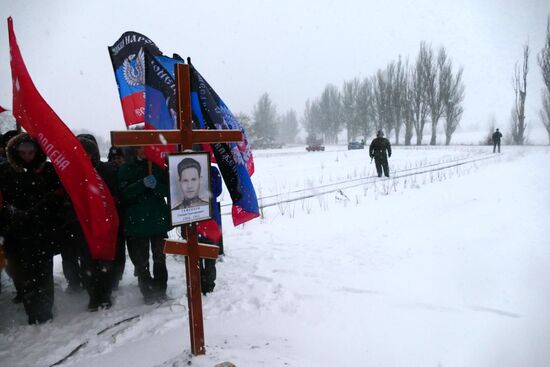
[142,51,183,167]
[188,60,258,226]
[108,31,162,127]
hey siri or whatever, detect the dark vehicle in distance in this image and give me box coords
[347,141,365,150]
[306,144,325,152]
[305,135,325,152]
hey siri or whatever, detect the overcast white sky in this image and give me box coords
[0,0,549,140]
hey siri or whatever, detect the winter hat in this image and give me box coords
[76,133,97,145]
[108,146,124,161]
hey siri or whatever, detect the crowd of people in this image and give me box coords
[0,127,501,325]
[0,130,220,325]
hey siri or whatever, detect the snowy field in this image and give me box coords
[1,145,550,367]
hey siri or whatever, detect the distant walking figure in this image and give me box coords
[369,130,392,177]
[492,128,503,153]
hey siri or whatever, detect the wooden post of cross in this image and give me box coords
[110,63,243,355]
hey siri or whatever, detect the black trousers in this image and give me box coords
[374,156,390,177]
[493,140,501,153]
[5,234,54,324]
[126,234,167,298]
[60,238,84,289]
[112,228,126,288]
[13,242,54,324]
[59,222,114,304]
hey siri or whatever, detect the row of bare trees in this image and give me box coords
[302,42,465,145]
[247,17,550,147]
[510,16,550,145]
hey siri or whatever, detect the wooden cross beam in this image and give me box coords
[111,129,243,147]
[110,63,242,355]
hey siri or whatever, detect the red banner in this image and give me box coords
[0,105,6,113]
[8,17,118,260]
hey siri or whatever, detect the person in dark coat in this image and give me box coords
[0,133,63,324]
[369,130,392,177]
[0,130,19,296]
[106,146,127,290]
[108,146,125,167]
[492,128,503,153]
[56,132,103,295]
[76,136,121,310]
[118,147,171,304]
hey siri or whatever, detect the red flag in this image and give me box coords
[0,105,6,113]
[8,17,118,260]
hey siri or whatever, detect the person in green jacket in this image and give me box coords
[118,147,171,304]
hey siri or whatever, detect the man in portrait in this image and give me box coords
[172,157,208,210]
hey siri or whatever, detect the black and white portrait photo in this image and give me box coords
[168,152,212,226]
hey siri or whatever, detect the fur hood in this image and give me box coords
[6,132,47,172]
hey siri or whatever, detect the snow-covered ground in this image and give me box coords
[1,145,550,367]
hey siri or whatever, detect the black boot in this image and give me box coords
[87,294,100,312]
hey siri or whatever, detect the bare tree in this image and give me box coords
[540,94,550,143]
[278,109,299,144]
[443,66,465,145]
[411,43,430,145]
[538,16,550,144]
[252,93,278,140]
[423,45,448,145]
[373,65,396,138]
[318,84,342,144]
[302,98,322,141]
[342,78,360,141]
[356,77,376,139]
[235,112,253,139]
[374,58,407,144]
[391,57,407,144]
[511,43,529,145]
[402,74,415,145]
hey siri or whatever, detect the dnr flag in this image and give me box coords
[188,60,258,226]
[108,31,162,127]
[9,17,118,260]
[142,51,182,167]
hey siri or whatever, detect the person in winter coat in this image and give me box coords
[118,146,171,304]
[0,133,63,324]
[108,146,125,167]
[76,135,122,310]
[492,128,503,153]
[369,130,392,177]
[106,146,127,289]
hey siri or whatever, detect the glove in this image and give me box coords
[388,153,391,158]
[369,154,374,158]
[143,175,157,189]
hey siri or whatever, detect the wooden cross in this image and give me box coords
[111,63,243,355]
